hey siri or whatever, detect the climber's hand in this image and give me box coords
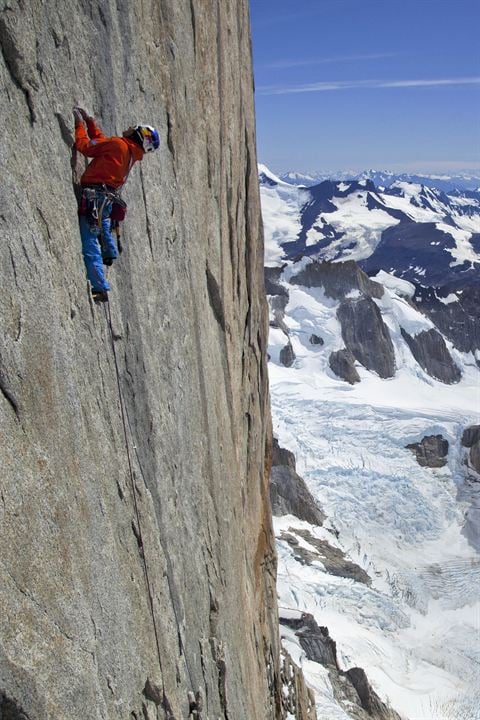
[73,107,83,125]
[79,107,93,121]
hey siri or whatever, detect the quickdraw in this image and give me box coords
[78,186,127,254]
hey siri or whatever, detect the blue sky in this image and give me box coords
[249,0,480,174]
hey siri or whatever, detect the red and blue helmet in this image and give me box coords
[135,125,160,153]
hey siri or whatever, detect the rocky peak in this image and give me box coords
[290,259,384,300]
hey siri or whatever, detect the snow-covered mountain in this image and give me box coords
[260,163,480,720]
[280,168,480,193]
[261,166,480,355]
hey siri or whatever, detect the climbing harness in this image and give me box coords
[103,299,197,715]
[79,185,127,257]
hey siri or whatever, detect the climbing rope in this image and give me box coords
[103,300,171,716]
[103,298,197,708]
[121,393,197,692]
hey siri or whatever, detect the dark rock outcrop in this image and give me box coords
[280,650,317,720]
[470,444,480,475]
[280,529,371,585]
[270,439,325,526]
[414,285,480,354]
[309,333,324,345]
[281,614,402,720]
[337,298,396,378]
[346,667,402,720]
[406,435,449,468]
[265,265,288,296]
[282,614,339,667]
[462,425,480,448]
[269,294,290,334]
[272,438,296,470]
[462,425,480,475]
[291,259,384,300]
[329,348,361,384]
[280,341,296,367]
[401,328,461,384]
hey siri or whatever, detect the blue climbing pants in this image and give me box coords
[79,193,118,292]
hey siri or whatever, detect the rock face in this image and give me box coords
[270,439,326,526]
[291,259,384,300]
[329,348,360,384]
[337,298,396,378]
[0,3,306,719]
[406,435,449,468]
[401,328,461,384]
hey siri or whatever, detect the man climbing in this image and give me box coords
[73,107,160,302]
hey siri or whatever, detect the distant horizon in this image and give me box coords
[261,162,480,178]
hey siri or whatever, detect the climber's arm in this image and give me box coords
[74,120,109,157]
[85,116,105,141]
[73,107,107,156]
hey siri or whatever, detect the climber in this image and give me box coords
[73,107,160,302]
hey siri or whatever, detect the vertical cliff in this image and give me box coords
[0,2,299,717]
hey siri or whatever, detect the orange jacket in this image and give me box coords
[75,118,144,188]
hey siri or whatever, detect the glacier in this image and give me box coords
[261,166,480,720]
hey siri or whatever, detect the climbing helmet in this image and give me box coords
[134,125,160,152]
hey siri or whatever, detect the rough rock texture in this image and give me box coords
[291,260,384,300]
[270,439,326,526]
[329,348,360,384]
[406,435,449,468]
[462,425,480,475]
[400,328,461,384]
[0,3,311,719]
[337,298,396,378]
[281,614,401,720]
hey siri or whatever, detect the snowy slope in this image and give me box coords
[260,167,480,291]
[261,170,480,719]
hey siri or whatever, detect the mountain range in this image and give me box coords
[260,163,480,720]
[280,168,480,193]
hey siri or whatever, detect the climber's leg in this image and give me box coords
[79,215,110,292]
[100,202,118,265]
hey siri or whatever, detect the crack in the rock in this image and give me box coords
[0,17,37,124]
[0,367,19,418]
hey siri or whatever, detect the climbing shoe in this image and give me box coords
[92,290,109,303]
[103,257,115,266]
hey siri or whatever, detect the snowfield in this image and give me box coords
[261,166,480,720]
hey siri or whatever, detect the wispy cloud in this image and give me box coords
[258,76,480,95]
[264,53,396,70]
